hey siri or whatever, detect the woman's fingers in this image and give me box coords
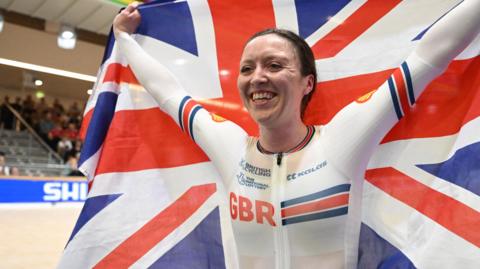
[113,2,141,36]
[124,2,139,14]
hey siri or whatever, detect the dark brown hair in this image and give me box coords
[246,28,317,118]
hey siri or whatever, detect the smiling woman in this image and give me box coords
[238,31,315,153]
[112,1,480,268]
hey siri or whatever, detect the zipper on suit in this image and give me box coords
[271,152,289,269]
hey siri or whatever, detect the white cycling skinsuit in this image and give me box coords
[114,1,479,268]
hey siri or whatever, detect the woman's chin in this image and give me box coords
[252,113,277,127]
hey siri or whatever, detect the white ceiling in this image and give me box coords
[0,0,122,35]
[0,0,116,104]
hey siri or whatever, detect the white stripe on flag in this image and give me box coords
[363,180,480,269]
[368,116,480,211]
[316,0,461,82]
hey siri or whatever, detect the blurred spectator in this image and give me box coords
[37,111,55,140]
[63,122,79,140]
[58,135,73,160]
[47,123,63,150]
[59,114,71,128]
[11,96,22,112]
[67,102,82,119]
[65,154,83,176]
[0,151,11,176]
[52,98,65,115]
[11,97,22,131]
[67,140,82,161]
[35,97,48,115]
[22,94,36,126]
[0,96,15,129]
[10,167,20,176]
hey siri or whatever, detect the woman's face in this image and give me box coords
[237,34,313,128]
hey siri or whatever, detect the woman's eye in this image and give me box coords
[240,66,252,74]
[269,63,282,71]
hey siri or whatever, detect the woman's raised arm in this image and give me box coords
[323,0,480,180]
[416,0,480,69]
[113,2,186,108]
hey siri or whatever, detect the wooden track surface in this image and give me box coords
[0,204,82,269]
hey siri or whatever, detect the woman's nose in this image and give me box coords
[250,67,267,86]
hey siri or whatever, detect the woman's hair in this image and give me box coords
[246,28,317,118]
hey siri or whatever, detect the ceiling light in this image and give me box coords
[0,13,4,33]
[61,30,74,39]
[0,58,96,82]
[87,89,93,95]
[34,79,43,86]
[58,25,76,49]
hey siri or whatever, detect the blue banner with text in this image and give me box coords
[0,178,87,203]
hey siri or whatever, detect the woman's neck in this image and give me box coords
[258,120,307,153]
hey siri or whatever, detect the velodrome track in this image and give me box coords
[0,176,85,268]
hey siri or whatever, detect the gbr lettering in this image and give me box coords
[230,192,276,226]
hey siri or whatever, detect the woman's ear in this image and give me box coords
[303,74,315,96]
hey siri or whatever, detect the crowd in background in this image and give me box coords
[0,95,85,176]
[0,151,19,176]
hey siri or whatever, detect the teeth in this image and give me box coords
[252,92,274,100]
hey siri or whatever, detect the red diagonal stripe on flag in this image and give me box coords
[365,167,480,248]
[80,109,93,140]
[103,63,139,84]
[312,0,401,59]
[95,108,209,174]
[94,183,217,268]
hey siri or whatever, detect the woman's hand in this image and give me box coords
[113,2,141,38]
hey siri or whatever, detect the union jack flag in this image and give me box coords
[59,0,480,268]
